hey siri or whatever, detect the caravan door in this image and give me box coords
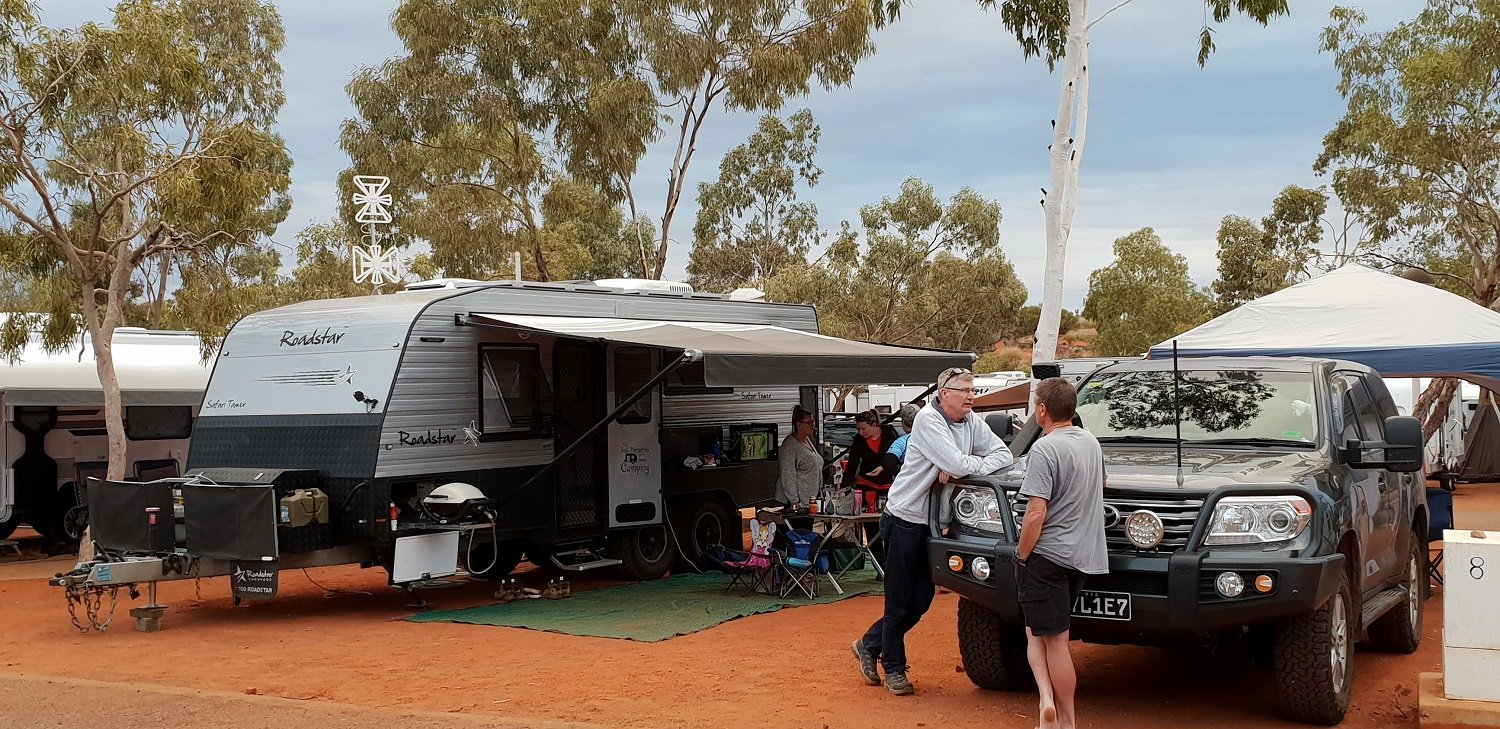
[607,345,662,527]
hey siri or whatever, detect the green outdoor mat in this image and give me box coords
[408,570,884,642]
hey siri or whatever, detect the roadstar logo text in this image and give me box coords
[279,327,347,347]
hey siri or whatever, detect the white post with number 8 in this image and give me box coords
[1443,528,1500,702]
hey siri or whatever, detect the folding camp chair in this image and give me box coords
[775,529,839,598]
[1427,486,1454,587]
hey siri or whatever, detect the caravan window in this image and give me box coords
[614,347,654,424]
[125,406,194,440]
[480,345,551,436]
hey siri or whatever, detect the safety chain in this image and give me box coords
[64,584,121,634]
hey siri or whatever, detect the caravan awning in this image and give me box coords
[463,314,973,387]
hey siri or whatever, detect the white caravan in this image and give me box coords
[1,325,210,544]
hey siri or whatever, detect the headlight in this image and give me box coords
[953,486,1006,535]
[1203,495,1312,546]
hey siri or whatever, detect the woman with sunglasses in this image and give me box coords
[776,405,822,512]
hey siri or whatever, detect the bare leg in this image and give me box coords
[1025,627,1058,729]
[1042,632,1077,729]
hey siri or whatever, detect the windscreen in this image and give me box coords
[1076,369,1319,445]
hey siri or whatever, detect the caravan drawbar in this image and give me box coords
[53,280,970,628]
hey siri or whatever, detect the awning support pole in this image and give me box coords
[514,348,702,493]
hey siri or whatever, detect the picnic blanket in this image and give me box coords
[408,570,883,642]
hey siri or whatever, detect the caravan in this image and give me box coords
[1,326,209,547]
[54,280,969,627]
[1383,377,1479,489]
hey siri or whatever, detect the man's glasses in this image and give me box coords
[943,386,976,397]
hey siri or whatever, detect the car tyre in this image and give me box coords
[1274,570,1354,725]
[957,597,1034,691]
[1368,533,1424,654]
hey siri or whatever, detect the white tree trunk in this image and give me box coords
[1033,0,1091,369]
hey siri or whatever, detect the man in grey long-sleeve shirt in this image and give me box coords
[852,367,1013,695]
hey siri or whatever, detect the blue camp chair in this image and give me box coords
[1427,487,1454,587]
[776,529,835,598]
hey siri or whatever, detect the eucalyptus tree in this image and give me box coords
[0,0,291,484]
[1318,1,1500,436]
[767,177,1024,354]
[1318,1,1500,307]
[339,0,655,282]
[1212,185,1328,312]
[346,0,882,282]
[956,0,1292,367]
[1084,228,1213,357]
[687,110,822,292]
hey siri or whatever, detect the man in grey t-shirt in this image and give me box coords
[1016,378,1107,729]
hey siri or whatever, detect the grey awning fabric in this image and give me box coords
[465,314,974,387]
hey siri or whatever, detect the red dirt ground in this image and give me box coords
[2,483,1496,729]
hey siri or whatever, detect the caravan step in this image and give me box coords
[1360,585,1408,627]
[549,548,621,572]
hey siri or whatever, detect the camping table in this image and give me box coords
[812,512,884,581]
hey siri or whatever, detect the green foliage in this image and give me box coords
[1317,1,1500,306]
[974,350,1032,375]
[0,0,291,479]
[687,110,822,292]
[1210,185,1326,312]
[974,0,1290,71]
[339,0,656,283]
[350,0,882,282]
[1010,305,1078,340]
[1084,228,1213,357]
[766,178,1024,354]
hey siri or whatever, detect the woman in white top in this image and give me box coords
[776,405,822,508]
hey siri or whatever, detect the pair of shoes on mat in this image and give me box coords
[542,576,572,600]
[494,578,526,603]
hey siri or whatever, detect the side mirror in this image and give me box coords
[1341,415,1423,473]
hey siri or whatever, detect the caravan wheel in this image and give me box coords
[609,525,673,581]
[464,539,525,580]
[0,512,18,542]
[670,496,738,570]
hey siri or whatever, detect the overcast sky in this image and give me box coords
[37,1,1420,308]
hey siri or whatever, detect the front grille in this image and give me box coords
[1085,570,1169,596]
[1012,492,1203,553]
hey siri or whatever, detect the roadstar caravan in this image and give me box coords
[2,325,209,547]
[54,280,970,629]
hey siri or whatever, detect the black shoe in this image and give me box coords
[851,640,880,686]
[885,670,914,696]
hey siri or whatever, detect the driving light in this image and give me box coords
[1125,510,1165,549]
[1203,496,1312,546]
[1215,571,1245,598]
[953,487,1007,535]
[948,555,965,572]
[970,557,991,581]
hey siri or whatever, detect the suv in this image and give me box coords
[931,357,1429,725]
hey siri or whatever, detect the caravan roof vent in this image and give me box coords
[593,278,694,295]
[727,287,766,301]
[406,278,486,290]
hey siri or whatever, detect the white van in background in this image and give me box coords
[1383,377,1478,489]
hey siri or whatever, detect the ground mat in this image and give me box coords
[408,570,883,642]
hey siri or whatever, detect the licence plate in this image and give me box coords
[1072,590,1131,621]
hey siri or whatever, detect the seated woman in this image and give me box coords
[844,409,898,513]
